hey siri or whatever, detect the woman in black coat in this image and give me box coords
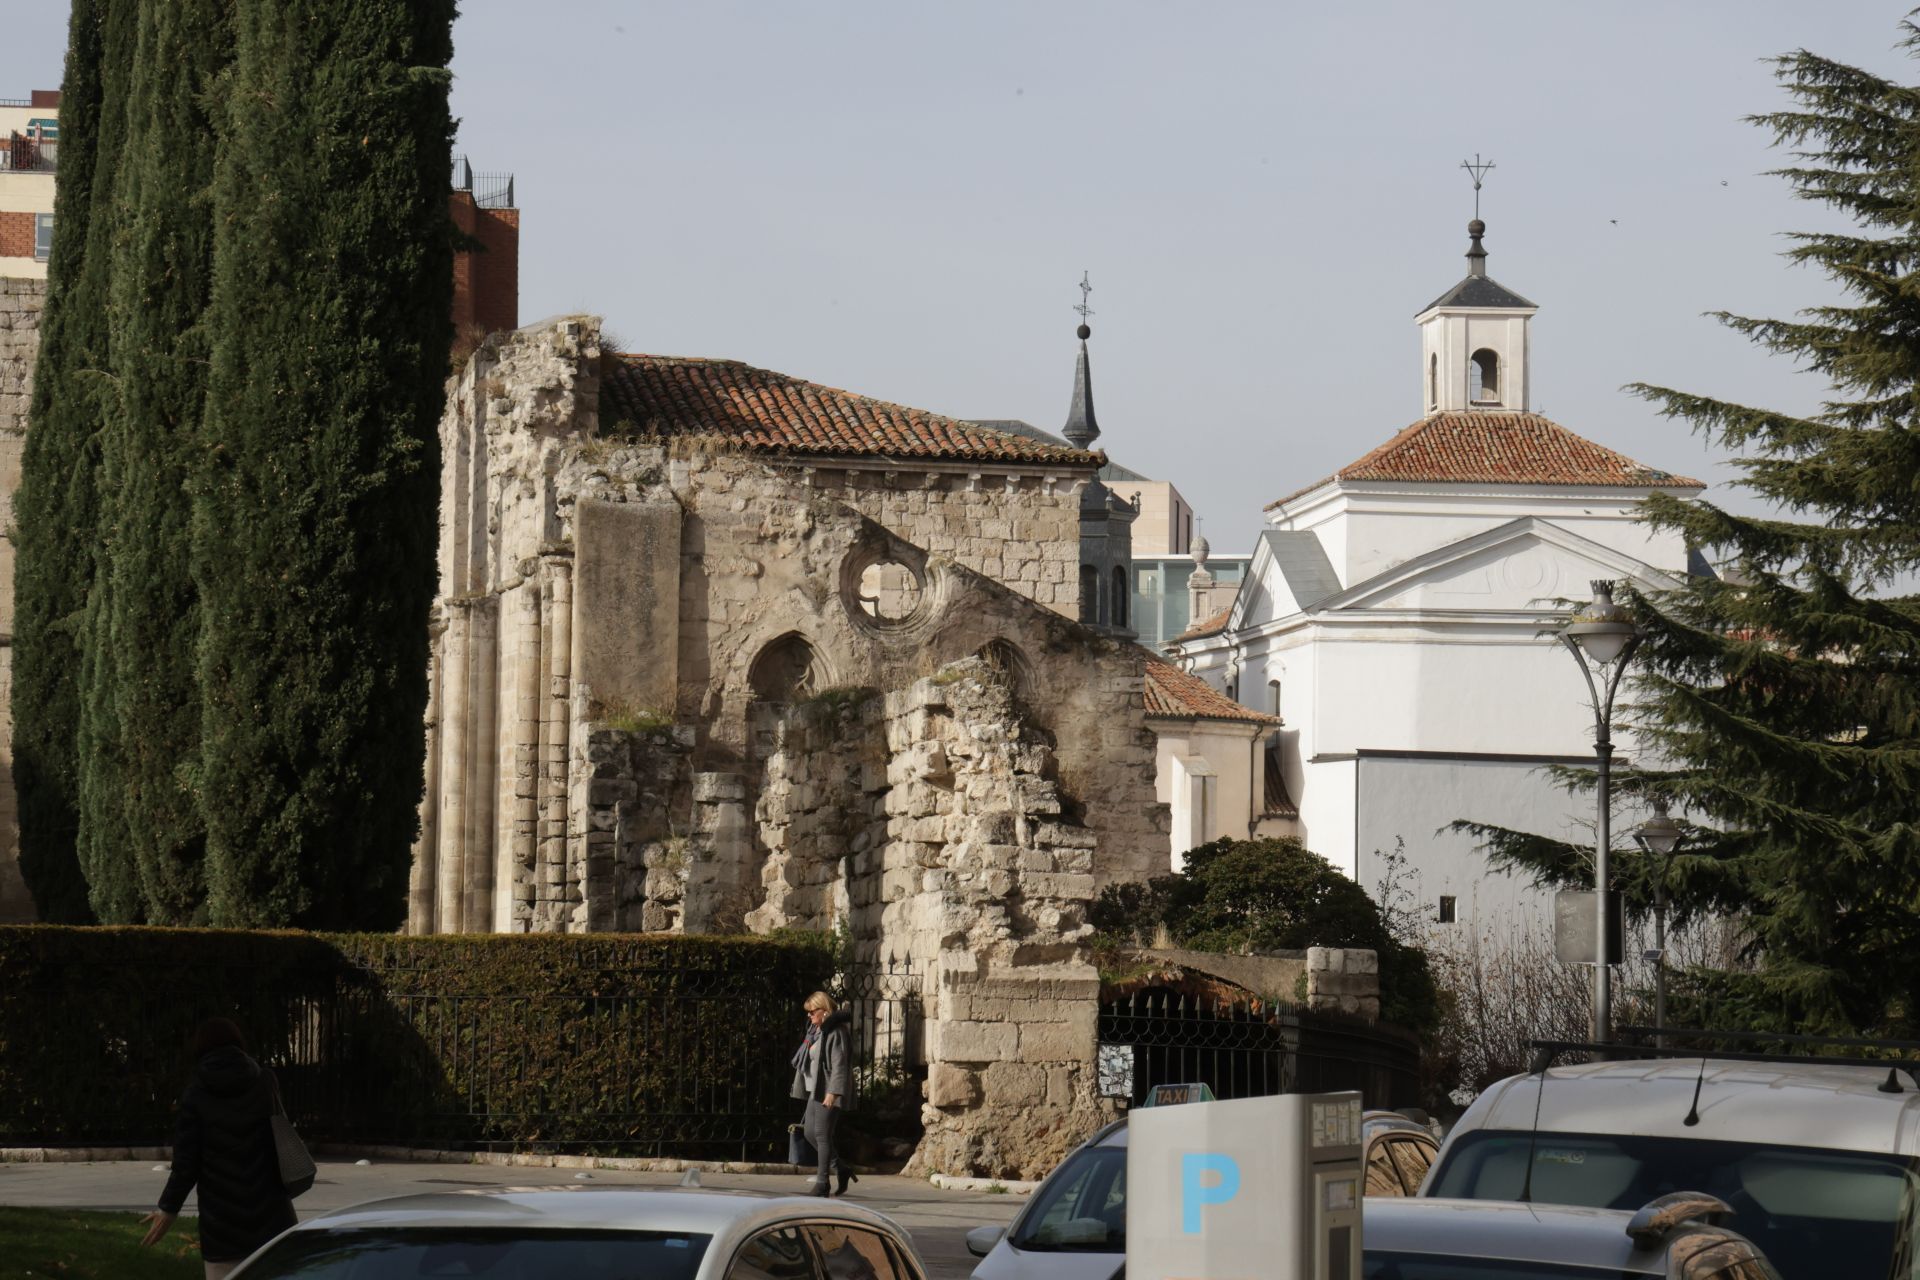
[141,1018,298,1278]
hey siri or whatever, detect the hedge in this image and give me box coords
[0,928,835,1155]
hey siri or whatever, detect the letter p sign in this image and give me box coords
[1180,1152,1240,1234]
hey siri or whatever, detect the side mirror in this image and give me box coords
[965,1226,1006,1258]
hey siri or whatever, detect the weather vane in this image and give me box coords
[1075,271,1094,323]
[1461,153,1495,219]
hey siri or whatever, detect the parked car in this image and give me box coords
[1365,1192,1780,1279]
[1424,1054,1920,1280]
[965,1109,1439,1280]
[230,1187,931,1280]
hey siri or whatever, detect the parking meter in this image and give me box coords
[1128,1092,1364,1280]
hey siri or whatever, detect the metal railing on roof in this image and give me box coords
[1,134,56,173]
[450,154,515,209]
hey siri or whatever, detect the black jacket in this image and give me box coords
[157,1046,299,1262]
[789,1010,854,1107]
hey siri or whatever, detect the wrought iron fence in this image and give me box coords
[830,958,924,1108]
[1098,986,1420,1109]
[3,133,56,172]
[450,155,515,208]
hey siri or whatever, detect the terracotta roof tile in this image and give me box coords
[1170,604,1234,644]
[1142,656,1278,724]
[602,354,1102,467]
[1266,412,1704,510]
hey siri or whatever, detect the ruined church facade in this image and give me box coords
[412,316,1171,1174]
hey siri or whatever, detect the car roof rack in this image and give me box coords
[1526,1037,1920,1091]
[1616,1024,1920,1053]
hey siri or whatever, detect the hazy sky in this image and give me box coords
[4,2,1910,550]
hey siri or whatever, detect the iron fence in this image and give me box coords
[831,958,924,1109]
[450,154,515,208]
[1098,987,1420,1109]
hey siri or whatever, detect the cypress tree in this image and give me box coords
[78,0,231,923]
[1466,30,1920,1035]
[194,0,455,927]
[13,0,138,922]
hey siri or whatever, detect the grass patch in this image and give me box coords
[0,1207,203,1279]
[596,701,673,734]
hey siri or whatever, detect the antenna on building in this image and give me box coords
[1461,153,1495,219]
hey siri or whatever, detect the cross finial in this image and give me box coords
[1075,271,1095,322]
[1461,153,1495,219]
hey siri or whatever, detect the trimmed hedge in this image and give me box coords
[0,928,835,1155]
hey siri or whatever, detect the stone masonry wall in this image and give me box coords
[0,279,45,924]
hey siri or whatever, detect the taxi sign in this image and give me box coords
[1143,1082,1216,1107]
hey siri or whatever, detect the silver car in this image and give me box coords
[230,1187,932,1280]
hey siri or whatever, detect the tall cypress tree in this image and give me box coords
[13,0,137,922]
[194,0,454,927]
[78,0,231,923]
[1466,30,1920,1035]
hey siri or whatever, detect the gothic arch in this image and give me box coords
[749,632,824,702]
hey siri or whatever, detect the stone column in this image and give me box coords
[464,597,499,932]
[509,579,543,931]
[537,553,573,931]
[409,620,445,934]
[435,600,471,932]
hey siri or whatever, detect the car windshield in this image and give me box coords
[1010,1145,1126,1253]
[1428,1130,1920,1280]
[236,1227,713,1278]
[1366,1255,1648,1280]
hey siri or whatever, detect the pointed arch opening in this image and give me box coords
[749,632,822,703]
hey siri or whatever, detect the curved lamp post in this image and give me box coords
[1559,579,1642,1044]
[1633,797,1685,1046]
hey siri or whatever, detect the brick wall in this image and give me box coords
[0,213,39,262]
[449,192,519,341]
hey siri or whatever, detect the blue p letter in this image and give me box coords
[1180,1152,1240,1234]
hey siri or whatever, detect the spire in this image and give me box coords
[1063,272,1100,449]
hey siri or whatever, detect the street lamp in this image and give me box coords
[1634,797,1685,1046]
[1559,579,1642,1044]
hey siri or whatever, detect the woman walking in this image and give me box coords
[790,990,856,1196]
[141,1018,298,1278]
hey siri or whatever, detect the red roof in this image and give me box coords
[1170,604,1234,644]
[1143,657,1278,724]
[601,353,1101,466]
[1266,412,1704,510]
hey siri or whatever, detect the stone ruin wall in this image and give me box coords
[0,279,44,923]
[420,317,1173,1175]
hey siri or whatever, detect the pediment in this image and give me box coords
[1321,518,1677,615]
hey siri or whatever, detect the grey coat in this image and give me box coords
[790,1010,853,1108]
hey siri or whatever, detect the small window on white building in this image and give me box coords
[1437,895,1457,924]
[1268,678,1281,718]
[34,213,54,262]
[1428,353,1438,410]
[1470,349,1499,404]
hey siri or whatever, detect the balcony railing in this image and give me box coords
[450,154,514,209]
[1,134,56,173]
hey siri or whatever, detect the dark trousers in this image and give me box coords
[803,1098,840,1185]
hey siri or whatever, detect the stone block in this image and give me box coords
[927,1063,980,1109]
[574,498,681,716]
[693,772,747,803]
[981,1061,1047,1106]
[930,1019,1016,1063]
[1017,1020,1090,1063]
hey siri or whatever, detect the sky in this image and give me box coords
[3,2,1910,551]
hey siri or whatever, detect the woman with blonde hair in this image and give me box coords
[789,990,855,1195]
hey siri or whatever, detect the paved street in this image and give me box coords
[0,1160,1027,1280]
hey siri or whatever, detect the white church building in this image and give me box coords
[1165,217,1705,925]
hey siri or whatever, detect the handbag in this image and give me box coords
[269,1075,317,1198]
[787,1123,818,1167]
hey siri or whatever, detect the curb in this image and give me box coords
[927,1174,1037,1195]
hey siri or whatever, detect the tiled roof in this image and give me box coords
[1142,657,1278,724]
[1170,604,1234,644]
[1266,412,1705,510]
[601,355,1102,466]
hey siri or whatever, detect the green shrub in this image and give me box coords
[0,927,834,1155]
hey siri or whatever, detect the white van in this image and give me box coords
[1425,1055,1920,1280]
